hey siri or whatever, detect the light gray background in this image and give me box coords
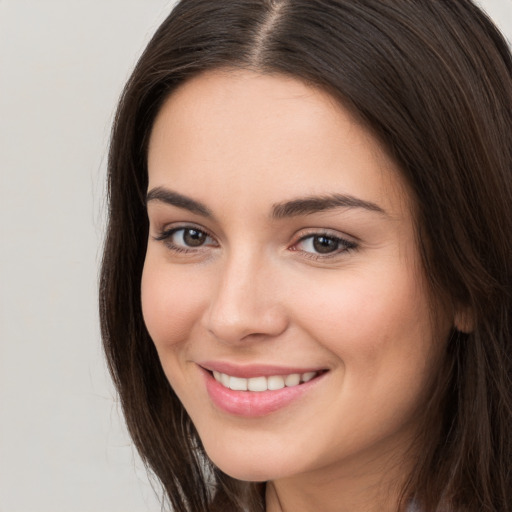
[0,1,510,511]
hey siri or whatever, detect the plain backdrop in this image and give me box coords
[0,1,510,511]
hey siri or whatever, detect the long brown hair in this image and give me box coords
[100,1,512,510]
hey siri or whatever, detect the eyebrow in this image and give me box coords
[146,187,213,217]
[271,194,386,218]
[146,187,386,219]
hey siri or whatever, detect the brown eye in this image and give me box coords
[157,227,216,251]
[312,235,339,254]
[294,233,357,257]
[182,228,207,247]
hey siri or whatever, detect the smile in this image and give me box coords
[212,370,318,391]
[200,365,328,417]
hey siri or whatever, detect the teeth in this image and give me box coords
[284,373,300,387]
[267,375,285,390]
[212,371,319,392]
[220,372,230,388]
[248,376,267,392]
[302,371,316,382]
[229,376,248,391]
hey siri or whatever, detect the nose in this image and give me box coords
[202,250,289,344]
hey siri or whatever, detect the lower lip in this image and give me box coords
[201,368,325,417]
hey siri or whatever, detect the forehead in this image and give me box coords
[147,69,411,219]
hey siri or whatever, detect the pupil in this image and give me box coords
[313,236,338,254]
[184,229,206,247]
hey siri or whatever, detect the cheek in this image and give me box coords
[141,253,215,417]
[290,261,440,386]
[140,254,207,350]
[288,269,445,453]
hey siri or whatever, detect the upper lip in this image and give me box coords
[198,361,327,378]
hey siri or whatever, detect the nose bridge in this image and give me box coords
[204,246,287,343]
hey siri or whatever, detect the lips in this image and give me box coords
[198,362,327,417]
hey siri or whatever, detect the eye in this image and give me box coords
[294,233,357,257]
[173,228,209,247]
[155,226,217,252]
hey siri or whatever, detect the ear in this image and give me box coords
[454,305,475,334]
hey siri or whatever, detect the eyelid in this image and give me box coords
[290,228,358,258]
[153,221,215,240]
[291,227,357,244]
[153,223,219,253]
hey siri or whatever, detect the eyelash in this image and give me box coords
[154,226,358,260]
[293,231,358,259]
[154,225,217,254]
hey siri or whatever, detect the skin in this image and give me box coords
[142,69,455,512]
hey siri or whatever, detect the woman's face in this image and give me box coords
[142,69,452,485]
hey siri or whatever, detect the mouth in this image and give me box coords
[199,364,328,417]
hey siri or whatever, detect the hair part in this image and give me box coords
[100,1,512,510]
[249,0,286,66]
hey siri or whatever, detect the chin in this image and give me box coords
[203,440,296,483]
[211,460,283,483]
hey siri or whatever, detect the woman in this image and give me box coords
[100,1,512,511]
